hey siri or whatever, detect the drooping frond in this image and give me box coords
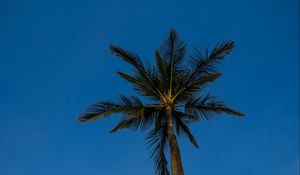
[156,30,187,95]
[110,46,165,101]
[146,112,170,175]
[173,111,199,148]
[184,94,244,121]
[78,95,161,122]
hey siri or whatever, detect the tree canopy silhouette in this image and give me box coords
[79,30,244,175]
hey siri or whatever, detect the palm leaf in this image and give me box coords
[184,94,244,121]
[156,30,187,95]
[173,111,199,148]
[79,95,156,122]
[146,116,170,175]
[116,71,163,101]
[171,41,234,102]
[110,46,165,101]
[110,109,161,133]
[188,41,234,78]
[110,45,146,73]
[172,73,222,102]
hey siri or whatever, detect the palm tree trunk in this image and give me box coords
[166,107,184,175]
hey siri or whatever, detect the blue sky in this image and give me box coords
[0,0,299,175]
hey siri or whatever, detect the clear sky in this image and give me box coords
[0,0,299,175]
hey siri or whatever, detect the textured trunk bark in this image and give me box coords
[166,107,184,175]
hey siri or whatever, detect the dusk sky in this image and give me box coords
[0,0,299,175]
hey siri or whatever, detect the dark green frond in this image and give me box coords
[79,95,147,122]
[171,41,234,101]
[173,111,199,148]
[116,71,163,101]
[209,41,235,60]
[173,73,222,102]
[188,41,234,77]
[158,30,186,70]
[155,50,167,77]
[155,50,168,90]
[184,94,245,121]
[146,118,170,175]
[110,45,165,101]
[110,45,146,73]
[110,108,161,133]
[156,30,187,95]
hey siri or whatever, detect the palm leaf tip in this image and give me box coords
[109,45,142,67]
[184,94,245,120]
[213,105,245,117]
[78,113,97,122]
[169,29,178,40]
[109,45,120,55]
[78,117,86,122]
[228,109,245,116]
[210,40,235,60]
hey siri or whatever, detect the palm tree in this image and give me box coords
[78,30,244,175]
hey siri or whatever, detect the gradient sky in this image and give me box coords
[0,0,299,175]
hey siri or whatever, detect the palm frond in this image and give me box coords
[79,95,157,122]
[116,71,163,101]
[184,94,245,121]
[110,108,161,133]
[209,41,235,60]
[110,45,165,101]
[189,41,234,78]
[155,50,168,90]
[156,30,187,95]
[146,115,170,175]
[110,45,146,73]
[172,73,221,102]
[171,41,234,101]
[173,111,199,148]
[158,30,186,71]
